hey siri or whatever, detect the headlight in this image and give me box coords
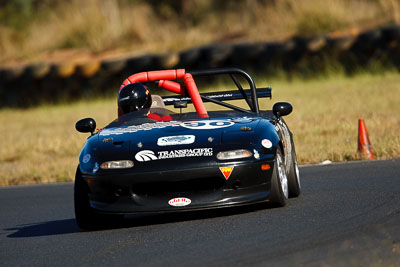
[217,149,252,160]
[100,160,134,169]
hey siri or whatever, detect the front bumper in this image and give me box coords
[83,160,275,214]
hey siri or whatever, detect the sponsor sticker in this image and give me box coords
[82,154,91,163]
[99,119,235,136]
[180,120,234,130]
[253,149,260,159]
[230,117,259,124]
[158,148,212,159]
[261,139,273,149]
[135,150,158,162]
[219,166,234,180]
[100,121,181,136]
[135,148,213,162]
[168,197,191,207]
[93,162,99,173]
[157,135,195,146]
[163,94,234,104]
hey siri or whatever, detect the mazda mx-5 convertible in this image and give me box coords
[74,68,300,230]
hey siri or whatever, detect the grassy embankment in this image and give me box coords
[1,0,399,65]
[1,72,399,186]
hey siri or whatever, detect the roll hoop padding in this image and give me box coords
[118,69,208,118]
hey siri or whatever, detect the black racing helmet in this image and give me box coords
[118,83,152,114]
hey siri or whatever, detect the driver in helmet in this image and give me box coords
[118,82,172,121]
[118,83,152,116]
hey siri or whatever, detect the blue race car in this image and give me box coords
[75,68,300,230]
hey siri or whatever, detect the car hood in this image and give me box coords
[97,117,262,147]
[79,116,279,174]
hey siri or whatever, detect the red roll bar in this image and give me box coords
[118,69,208,118]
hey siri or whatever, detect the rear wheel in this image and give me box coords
[287,150,301,198]
[269,148,288,207]
[74,166,122,230]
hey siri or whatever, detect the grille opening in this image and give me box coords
[132,177,226,196]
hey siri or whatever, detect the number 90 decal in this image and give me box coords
[181,120,234,130]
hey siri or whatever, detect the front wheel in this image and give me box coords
[74,166,122,230]
[269,148,288,207]
[287,150,301,198]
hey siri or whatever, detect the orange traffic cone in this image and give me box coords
[358,119,375,160]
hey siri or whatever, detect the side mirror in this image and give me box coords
[76,118,96,135]
[273,102,293,117]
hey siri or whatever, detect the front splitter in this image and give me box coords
[90,183,270,214]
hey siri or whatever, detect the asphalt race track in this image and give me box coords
[1,159,399,266]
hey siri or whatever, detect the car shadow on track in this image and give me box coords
[5,202,282,237]
[124,202,280,227]
[99,202,281,231]
[5,219,80,238]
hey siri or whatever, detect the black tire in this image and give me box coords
[287,150,301,198]
[101,58,127,75]
[74,166,98,230]
[269,148,288,207]
[74,166,122,230]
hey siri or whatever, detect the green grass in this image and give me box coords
[1,72,400,186]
